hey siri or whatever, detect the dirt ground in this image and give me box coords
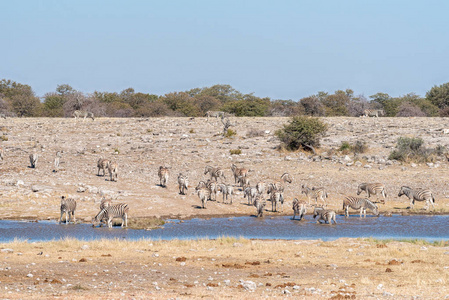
[0,238,448,299]
[1,117,449,299]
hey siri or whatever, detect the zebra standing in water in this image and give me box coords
[398,186,436,210]
[59,196,77,224]
[342,196,379,218]
[108,161,118,182]
[243,186,258,205]
[29,152,38,168]
[97,158,110,176]
[231,164,248,184]
[301,185,328,206]
[97,198,112,227]
[253,196,266,218]
[204,166,226,182]
[292,198,307,220]
[217,183,234,204]
[357,183,387,204]
[313,207,337,224]
[158,166,169,187]
[92,203,129,228]
[177,173,189,195]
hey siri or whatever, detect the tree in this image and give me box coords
[161,92,200,117]
[275,116,328,153]
[300,96,325,116]
[56,84,75,96]
[426,82,449,109]
[321,90,349,116]
[221,95,270,116]
[43,92,65,117]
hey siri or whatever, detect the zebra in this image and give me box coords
[237,175,250,188]
[301,185,328,206]
[342,196,379,218]
[206,179,218,201]
[280,172,293,184]
[357,183,387,204]
[73,110,95,121]
[243,186,258,205]
[398,186,435,210]
[231,164,248,184]
[0,146,4,160]
[217,183,234,204]
[96,197,112,227]
[205,111,225,121]
[268,188,284,212]
[158,166,169,187]
[108,161,118,182]
[313,207,337,224]
[256,182,265,195]
[92,203,129,228]
[254,196,266,217]
[363,109,384,117]
[177,173,189,195]
[53,151,62,172]
[59,196,77,224]
[97,158,110,176]
[267,182,284,193]
[204,166,226,182]
[196,187,210,209]
[292,198,307,220]
[29,152,38,168]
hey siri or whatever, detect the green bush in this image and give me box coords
[224,129,236,138]
[230,149,242,155]
[352,140,368,155]
[388,137,429,162]
[275,116,328,153]
[339,141,351,154]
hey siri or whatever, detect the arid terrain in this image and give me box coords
[1,117,449,299]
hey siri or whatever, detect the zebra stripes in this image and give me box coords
[231,164,248,184]
[59,196,76,224]
[398,186,435,210]
[0,146,4,161]
[92,203,129,228]
[205,111,225,120]
[292,198,307,220]
[363,109,384,117]
[196,187,210,209]
[254,196,266,217]
[267,187,284,212]
[357,183,387,203]
[29,153,38,168]
[244,186,258,205]
[97,158,110,176]
[342,196,379,218]
[217,183,234,204]
[280,172,293,184]
[158,166,169,187]
[73,110,95,121]
[301,185,328,206]
[313,207,337,224]
[237,175,250,188]
[177,173,189,195]
[108,162,118,182]
[204,166,226,182]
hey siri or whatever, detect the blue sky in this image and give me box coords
[2,0,448,99]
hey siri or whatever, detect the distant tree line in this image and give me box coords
[1,79,449,118]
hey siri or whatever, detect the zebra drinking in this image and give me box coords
[313,207,337,224]
[59,196,77,224]
[398,186,435,210]
[357,183,387,204]
[92,203,129,228]
[342,196,379,218]
[292,198,307,220]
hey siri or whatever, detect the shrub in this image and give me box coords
[189,129,195,133]
[339,141,351,154]
[224,129,236,138]
[275,116,327,153]
[0,135,8,141]
[230,149,242,155]
[388,137,429,162]
[352,140,368,155]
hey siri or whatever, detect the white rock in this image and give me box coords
[240,280,256,291]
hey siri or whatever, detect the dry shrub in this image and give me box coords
[246,128,265,138]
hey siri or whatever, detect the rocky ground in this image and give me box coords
[1,117,449,299]
[1,117,449,222]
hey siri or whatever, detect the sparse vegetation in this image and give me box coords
[388,137,429,162]
[224,129,236,138]
[339,140,368,155]
[0,135,8,141]
[275,116,327,153]
[229,149,242,155]
[189,129,195,133]
[246,128,265,138]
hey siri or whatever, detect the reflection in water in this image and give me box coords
[0,215,448,242]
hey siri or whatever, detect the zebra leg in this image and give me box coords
[125,213,128,227]
[108,217,113,228]
[59,211,63,224]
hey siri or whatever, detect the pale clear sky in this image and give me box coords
[2,0,448,99]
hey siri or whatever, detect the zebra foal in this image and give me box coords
[59,196,77,224]
[292,198,307,220]
[342,196,379,218]
[398,186,435,210]
[313,207,337,224]
[158,166,169,187]
[92,203,129,228]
